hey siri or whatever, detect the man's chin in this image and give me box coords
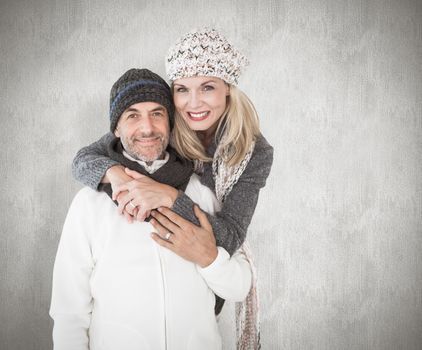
[130,149,164,163]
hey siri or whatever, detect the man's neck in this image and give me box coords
[144,152,165,166]
[122,151,170,174]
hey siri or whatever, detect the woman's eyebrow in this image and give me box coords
[200,80,217,85]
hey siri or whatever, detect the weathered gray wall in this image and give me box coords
[1,0,421,349]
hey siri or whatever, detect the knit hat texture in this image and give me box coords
[109,68,175,132]
[165,28,249,85]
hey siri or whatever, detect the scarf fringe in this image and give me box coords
[235,241,261,350]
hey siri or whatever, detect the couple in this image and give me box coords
[50,28,273,349]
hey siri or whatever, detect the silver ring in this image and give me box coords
[128,200,136,209]
[164,232,172,240]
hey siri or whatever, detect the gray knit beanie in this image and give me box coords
[109,68,175,132]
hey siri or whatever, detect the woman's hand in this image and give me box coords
[113,168,179,222]
[149,205,218,268]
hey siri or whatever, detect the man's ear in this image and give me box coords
[114,127,120,138]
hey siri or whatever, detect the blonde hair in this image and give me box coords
[171,85,261,167]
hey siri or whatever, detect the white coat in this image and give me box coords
[50,174,252,350]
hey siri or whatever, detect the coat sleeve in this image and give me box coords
[71,132,119,189]
[49,190,95,350]
[196,247,252,302]
[172,136,274,255]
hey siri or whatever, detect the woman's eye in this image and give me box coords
[203,85,214,91]
[176,87,187,93]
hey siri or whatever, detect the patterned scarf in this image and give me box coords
[211,140,261,350]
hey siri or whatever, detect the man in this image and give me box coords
[49,69,251,350]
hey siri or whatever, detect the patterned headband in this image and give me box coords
[165,28,249,85]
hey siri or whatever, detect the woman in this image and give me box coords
[72,28,273,348]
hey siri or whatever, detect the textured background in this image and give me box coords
[1,0,421,349]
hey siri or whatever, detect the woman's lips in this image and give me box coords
[187,111,210,121]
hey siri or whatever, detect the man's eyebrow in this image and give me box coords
[150,106,166,112]
[123,107,140,113]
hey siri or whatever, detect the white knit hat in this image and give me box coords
[165,28,249,85]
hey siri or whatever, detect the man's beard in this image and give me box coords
[120,132,169,163]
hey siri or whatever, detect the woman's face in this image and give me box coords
[173,76,229,135]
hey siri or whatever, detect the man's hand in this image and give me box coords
[104,165,136,223]
[112,168,179,222]
[149,205,218,268]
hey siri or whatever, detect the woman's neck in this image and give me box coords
[197,129,215,150]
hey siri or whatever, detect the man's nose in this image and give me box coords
[138,116,153,133]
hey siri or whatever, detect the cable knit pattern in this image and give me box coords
[166,28,249,85]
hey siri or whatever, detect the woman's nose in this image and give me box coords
[188,91,202,109]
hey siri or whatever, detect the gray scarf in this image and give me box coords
[99,137,193,211]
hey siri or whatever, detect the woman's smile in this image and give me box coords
[187,111,210,121]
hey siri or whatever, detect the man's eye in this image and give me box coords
[152,112,163,117]
[127,114,137,119]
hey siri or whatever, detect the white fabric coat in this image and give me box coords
[50,174,252,350]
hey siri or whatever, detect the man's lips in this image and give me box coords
[134,137,161,145]
[187,111,210,121]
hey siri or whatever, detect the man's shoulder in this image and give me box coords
[186,174,210,195]
[70,187,111,210]
[186,174,221,215]
[65,187,116,229]
[73,186,104,200]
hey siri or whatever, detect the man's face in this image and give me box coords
[114,101,170,162]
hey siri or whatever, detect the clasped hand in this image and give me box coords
[112,168,177,222]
